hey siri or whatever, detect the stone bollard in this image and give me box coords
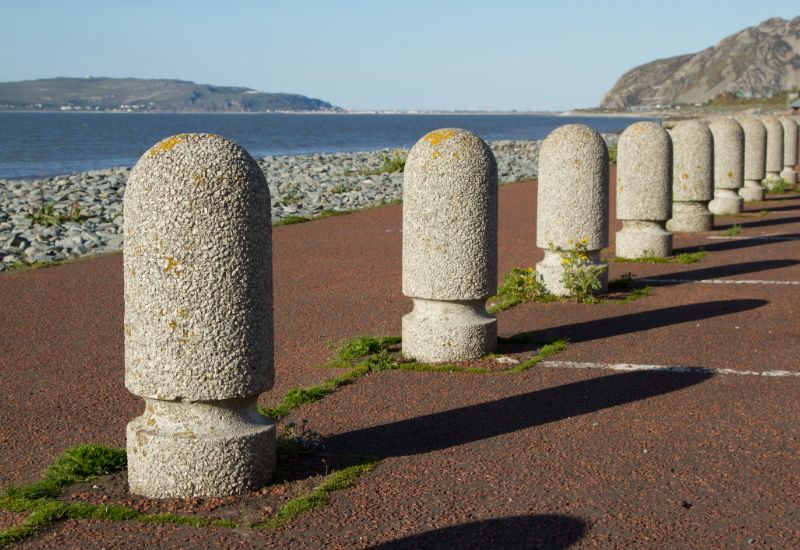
[124,133,275,498]
[780,117,798,185]
[708,118,744,215]
[667,120,713,232]
[736,116,767,202]
[761,115,784,188]
[536,124,609,295]
[402,128,497,363]
[616,121,672,258]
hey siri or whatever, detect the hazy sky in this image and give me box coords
[1,0,797,111]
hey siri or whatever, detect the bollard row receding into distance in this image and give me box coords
[402,128,498,363]
[124,133,276,499]
[535,124,609,296]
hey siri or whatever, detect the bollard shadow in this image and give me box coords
[729,215,800,230]
[637,259,797,282]
[677,236,800,253]
[366,514,588,550]
[513,299,766,346]
[324,369,711,459]
[757,203,800,213]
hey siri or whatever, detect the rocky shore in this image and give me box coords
[0,135,619,272]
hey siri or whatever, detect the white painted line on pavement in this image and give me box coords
[540,360,800,378]
[639,278,800,286]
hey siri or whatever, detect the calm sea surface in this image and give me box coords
[0,112,653,179]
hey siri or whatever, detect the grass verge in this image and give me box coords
[612,249,706,264]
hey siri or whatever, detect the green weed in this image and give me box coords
[721,224,742,237]
[613,249,706,264]
[488,267,554,313]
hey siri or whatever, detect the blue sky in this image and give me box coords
[0,0,797,111]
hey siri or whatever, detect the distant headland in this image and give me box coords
[0,77,341,113]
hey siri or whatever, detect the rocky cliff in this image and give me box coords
[601,17,800,109]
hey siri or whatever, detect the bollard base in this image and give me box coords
[535,249,608,297]
[780,167,797,186]
[615,220,672,259]
[402,298,496,363]
[739,180,765,202]
[127,397,275,498]
[709,189,744,215]
[667,201,713,233]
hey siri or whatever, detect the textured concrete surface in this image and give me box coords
[736,117,767,202]
[616,121,672,258]
[760,116,784,185]
[402,128,498,362]
[124,133,275,497]
[535,124,609,295]
[780,117,798,184]
[708,118,744,215]
[667,121,713,232]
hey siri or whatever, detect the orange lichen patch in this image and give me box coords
[423,129,456,146]
[124,323,132,337]
[162,256,179,272]
[432,150,442,159]
[681,172,689,180]
[177,307,189,319]
[727,171,733,177]
[168,319,178,330]
[148,134,188,157]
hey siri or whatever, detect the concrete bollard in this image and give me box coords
[736,117,767,202]
[536,124,609,295]
[708,118,744,215]
[124,133,275,498]
[780,117,798,185]
[616,121,672,258]
[402,128,498,363]
[667,120,714,232]
[761,115,784,189]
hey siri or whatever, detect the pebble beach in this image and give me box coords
[0,134,619,272]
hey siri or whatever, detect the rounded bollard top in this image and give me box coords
[403,128,498,300]
[670,120,713,202]
[536,124,609,250]
[124,133,274,401]
[616,121,672,221]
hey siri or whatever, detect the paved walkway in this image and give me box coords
[1,177,799,548]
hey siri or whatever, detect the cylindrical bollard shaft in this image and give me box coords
[667,120,713,232]
[536,124,609,296]
[616,122,672,258]
[124,133,275,498]
[402,128,498,363]
[780,117,798,185]
[737,117,767,202]
[708,118,744,215]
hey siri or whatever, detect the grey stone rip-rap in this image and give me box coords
[779,117,798,185]
[402,128,498,363]
[124,133,276,498]
[736,116,767,201]
[615,121,673,258]
[667,120,714,232]
[760,115,784,188]
[535,124,609,296]
[707,118,744,215]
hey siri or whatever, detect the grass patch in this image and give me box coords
[507,339,568,374]
[378,149,407,174]
[255,460,378,529]
[274,215,312,226]
[721,224,742,237]
[331,184,351,194]
[607,144,617,165]
[1,445,126,501]
[766,178,789,194]
[613,249,706,264]
[31,202,88,228]
[317,209,351,219]
[488,267,554,313]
